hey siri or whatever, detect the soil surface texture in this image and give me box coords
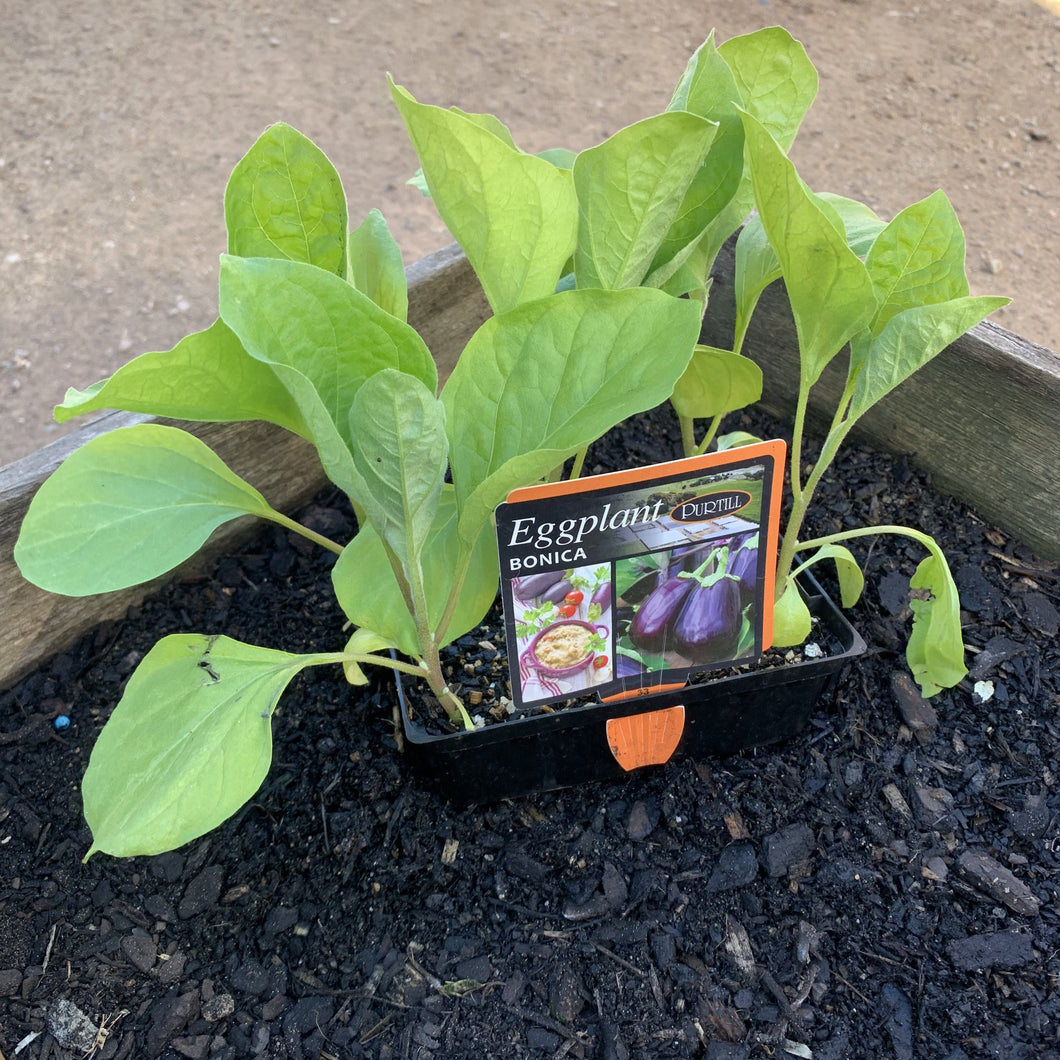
[2,401,1059,1060]
[2,0,1059,465]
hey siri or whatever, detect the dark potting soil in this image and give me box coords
[2,402,1059,1060]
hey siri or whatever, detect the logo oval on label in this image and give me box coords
[669,490,752,523]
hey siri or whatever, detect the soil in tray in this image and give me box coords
[2,402,1059,1060]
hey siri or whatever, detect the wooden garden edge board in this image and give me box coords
[1,240,1057,693]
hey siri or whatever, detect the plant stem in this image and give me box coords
[693,413,723,456]
[679,415,697,459]
[264,510,344,555]
[569,447,588,481]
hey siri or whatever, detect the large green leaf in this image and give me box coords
[656,34,745,275]
[332,490,500,655]
[390,80,577,314]
[441,287,702,546]
[83,634,329,858]
[863,189,972,334]
[695,27,819,271]
[740,113,877,386]
[847,296,1009,421]
[225,123,348,274]
[15,424,275,595]
[348,209,409,322]
[772,580,812,647]
[906,549,967,697]
[572,111,718,290]
[733,193,884,353]
[670,346,762,421]
[54,319,309,437]
[349,370,448,569]
[217,255,437,454]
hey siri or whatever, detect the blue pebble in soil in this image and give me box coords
[54,715,71,731]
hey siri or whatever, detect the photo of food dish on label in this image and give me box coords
[511,563,614,703]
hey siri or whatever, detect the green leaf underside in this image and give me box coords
[348,209,409,322]
[225,122,348,275]
[54,319,309,438]
[332,490,499,655]
[390,80,577,314]
[906,551,967,697]
[217,255,437,460]
[349,370,448,569]
[803,544,865,608]
[670,346,763,421]
[573,111,718,290]
[441,287,702,548]
[82,635,325,858]
[15,424,272,595]
[741,112,877,385]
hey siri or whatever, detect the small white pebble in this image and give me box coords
[803,642,824,659]
[973,679,995,704]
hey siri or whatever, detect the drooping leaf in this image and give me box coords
[349,369,448,569]
[800,544,865,608]
[348,209,409,321]
[224,122,348,275]
[572,111,718,290]
[82,634,329,858]
[441,287,702,547]
[332,490,500,655]
[740,112,877,386]
[390,80,578,314]
[670,345,763,421]
[771,580,812,647]
[54,319,309,438]
[847,296,1009,422]
[218,255,437,454]
[906,549,967,697]
[716,430,764,451]
[15,424,276,595]
[342,627,403,685]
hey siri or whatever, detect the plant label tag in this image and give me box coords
[495,439,787,711]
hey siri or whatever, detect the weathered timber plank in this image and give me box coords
[0,244,490,692]
[700,239,1060,565]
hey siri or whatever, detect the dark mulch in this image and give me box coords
[2,402,1059,1060]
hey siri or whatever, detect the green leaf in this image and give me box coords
[349,370,448,569]
[670,346,763,421]
[847,296,1009,421]
[218,255,437,455]
[441,287,702,547]
[224,123,348,274]
[342,627,402,685]
[82,634,327,858]
[333,489,499,655]
[864,190,971,335]
[716,430,763,452]
[733,193,883,354]
[657,34,745,273]
[348,209,409,321]
[694,26,819,270]
[718,27,819,151]
[390,80,578,313]
[798,544,865,608]
[740,112,877,386]
[906,549,967,697]
[772,580,812,647]
[573,111,718,290]
[54,319,309,438]
[15,424,275,595]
